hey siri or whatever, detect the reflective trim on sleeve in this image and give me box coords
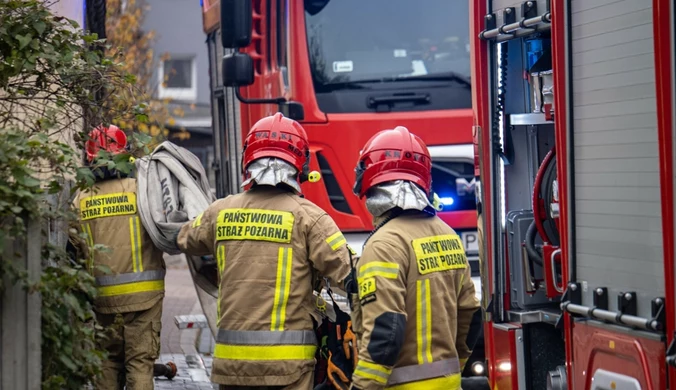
[97,280,165,297]
[95,270,166,286]
[129,216,143,272]
[326,231,347,251]
[216,329,317,345]
[192,212,204,228]
[387,373,461,390]
[353,360,392,384]
[416,279,433,364]
[387,358,461,386]
[213,344,316,361]
[217,244,225,321]
[358,262,399,280]
[271,247,293,331]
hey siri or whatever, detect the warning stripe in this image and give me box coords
[326,231,347,251]
[82,223,95,273]
[358,261,399,280]
[271,247,293,331]
[217,244,225,321]
[129,216,143,272]
[416,279,433,364]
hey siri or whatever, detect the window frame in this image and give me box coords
[158,56,198,101]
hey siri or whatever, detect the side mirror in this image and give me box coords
[221,0,252,48]
[279,101,305,121]
[222,53,254,87]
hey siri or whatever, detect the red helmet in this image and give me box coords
[353,126,432,199]
[241,113,310,180]
[85,125,127,162]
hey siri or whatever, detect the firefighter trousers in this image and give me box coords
[93,299,163,390]
[218,371,314,390]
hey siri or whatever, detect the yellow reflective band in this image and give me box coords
[80,192,137,221]
[412,234,467,275]
[129,216,143,272]
[387,373,461,390]
[82,223,95,273]
[358,277,376,299]
[216,208,294,243]
[213,343,316,361]
[271,247,293,331]
[326,231,347,250]
[354,361,392,384]
[358,261,399,280]
[217,245,225,321]
[192,212,204,228]
[416,279,433,364]
[97,280,164,297]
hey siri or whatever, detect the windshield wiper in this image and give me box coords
[321,72,472,90]
[394,72,472,88]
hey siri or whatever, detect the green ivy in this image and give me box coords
[0,1,153,388]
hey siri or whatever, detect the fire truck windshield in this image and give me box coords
[304,0,470,92]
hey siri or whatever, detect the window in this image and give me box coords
[158,57,197,101]
[304,0,470,91]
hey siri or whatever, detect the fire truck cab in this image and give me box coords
[471,0,675,388]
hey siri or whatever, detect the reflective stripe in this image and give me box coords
[97,280,164,297]
[95,270,166,286]
[387,373,461,390]
[416,279,433,364]
[354,361,392,384]
[217,245,225,321]
[387,358,461,386]
[129,216,143,272]
[82,223,94,273]
[271,247,293,331]
[213,344,316,361]
[192,212,204,228]
[358,262,399,280]
[216,329,316,345]
[326,231,347,250]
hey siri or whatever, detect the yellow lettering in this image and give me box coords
[80,192,137,221]
[358,277,377,299]
[216,208,294,243]
[412,234,467,275]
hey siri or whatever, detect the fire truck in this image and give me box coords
[471,0,675,388]
[185,0,488,378]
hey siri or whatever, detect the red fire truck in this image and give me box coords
[471,0,675,388]
[186,0,486,378]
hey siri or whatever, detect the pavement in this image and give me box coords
[155,254,217,389]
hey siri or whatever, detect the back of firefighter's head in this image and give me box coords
[242,112,311,182]
[353,126,432,199]
[84,124,127,164]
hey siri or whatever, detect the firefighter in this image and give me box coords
[348,126,481,390]
[74,125,166,390]
[173,113,352,389]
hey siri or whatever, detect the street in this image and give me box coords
[155,255,216,389]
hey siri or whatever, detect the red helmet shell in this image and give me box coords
[354,126,432,198]
[85,125,127,162]
[242,113,310,175]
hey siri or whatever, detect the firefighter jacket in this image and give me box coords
[350,210,480,390]
[75,177,166,314]
[176,185,352,386]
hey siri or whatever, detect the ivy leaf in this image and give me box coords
[16,34,32,49]
[34,21,46,35]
